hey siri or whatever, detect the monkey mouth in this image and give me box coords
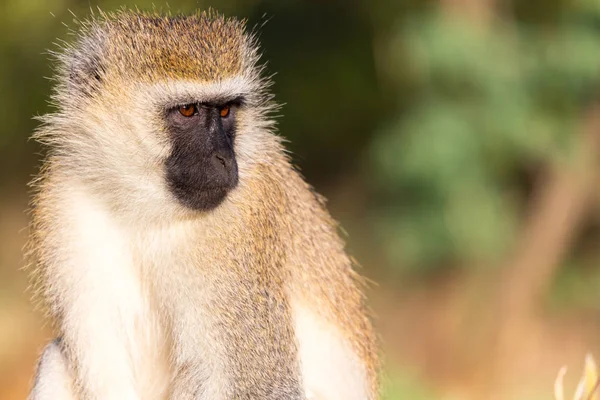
[165,153,239,212]
[169,180,238,211]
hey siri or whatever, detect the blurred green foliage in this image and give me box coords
[371,0,600,270]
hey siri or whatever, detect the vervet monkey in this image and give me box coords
[27,9,379,400]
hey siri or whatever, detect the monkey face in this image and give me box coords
[163,99,241,211]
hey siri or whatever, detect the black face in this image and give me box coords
[164,99,241,211]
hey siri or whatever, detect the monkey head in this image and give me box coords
[39,11,276,219]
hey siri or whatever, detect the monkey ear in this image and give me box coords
[64,32,105,96]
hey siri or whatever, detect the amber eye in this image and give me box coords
[219,105,230,118]
[179,104,197,117]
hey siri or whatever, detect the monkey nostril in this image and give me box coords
[215,154,227,168]
[212,152,234,174]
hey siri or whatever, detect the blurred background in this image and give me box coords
[2,0,600,399]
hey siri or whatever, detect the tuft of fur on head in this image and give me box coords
[34,9,279,223]
[58,9,259,98]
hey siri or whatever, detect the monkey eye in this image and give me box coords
[219,105,230,118]
[179,104,197,117]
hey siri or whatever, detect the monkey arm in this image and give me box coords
[31,186,152,400]
[29,339,76,400]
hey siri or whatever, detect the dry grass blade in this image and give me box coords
[554,355,600,400]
